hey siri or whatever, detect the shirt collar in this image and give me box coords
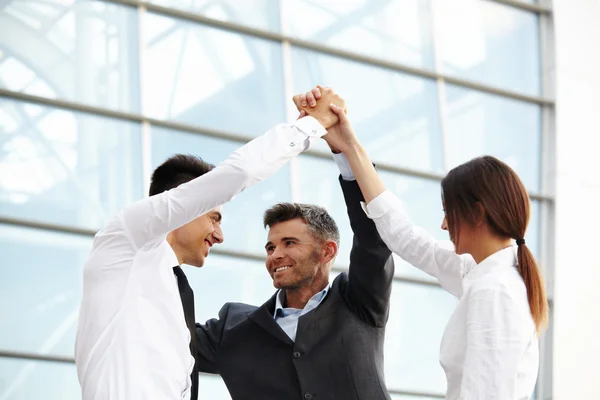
[466,246,518,279]
[273,282,331,318]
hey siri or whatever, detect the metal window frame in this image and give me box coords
[0,0,556,398]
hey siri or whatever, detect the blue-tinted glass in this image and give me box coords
[386,282,456,393]
[443,85,541,192]
[291,49,444,173]
[0,98,143,230]
[151,127,292,255]
[185,254,275,323]
[198,373,232,400]
[0,358,80,400]
[0,0,140,112]
[143,13,285,136]
[296,155,444,283]
[148,0,281,32]
[529,200,541,260]
[283,0,434,69]
[380,170,446,283]
[434,0,540,95]
[0,225,91,357]
[295,155,352,266]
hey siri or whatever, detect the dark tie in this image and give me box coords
[173,266,198,400]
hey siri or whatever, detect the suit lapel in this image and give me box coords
[248,293,294,345]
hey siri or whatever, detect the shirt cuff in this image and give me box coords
[331,153,355,181]
[293,116,327,139]
[360,190,399,219]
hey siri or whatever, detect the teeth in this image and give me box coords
[275,266,291,273]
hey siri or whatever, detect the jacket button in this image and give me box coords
[293,351,301,359]
[304,394,313,400]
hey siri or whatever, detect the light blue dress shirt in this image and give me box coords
[273,283,331,341]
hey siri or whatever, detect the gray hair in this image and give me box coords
[263,203,340,245]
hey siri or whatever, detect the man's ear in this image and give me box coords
[321,240,338,264]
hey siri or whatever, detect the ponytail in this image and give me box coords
[517,243,549,335]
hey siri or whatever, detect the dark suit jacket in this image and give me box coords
[195,178,394,400]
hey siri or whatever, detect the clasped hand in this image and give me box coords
[292,86,359,154]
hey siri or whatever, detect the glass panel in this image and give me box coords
[291,48,444,173]
[0,225,91,357]
[380,170,446,283]
[0,358,80,400]
[0,0,140,112]
[386,282,456,394]
[198,374,232,400]
[295,155,445,283]
[185,254,275,323]
[142,12,285,136]
[283,0,435,69]
[528,200,540,260]
[150,127,291,255]
[148,0,281,32]
[0,98,143,230]
[443,84,541,192]
[433,0,540,95]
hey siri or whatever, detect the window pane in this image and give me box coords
[199,374,232,400]
[296,155,445,283]
[386,282,456,394]
[142,13,285,136]
[443,84,542,192]
[186,254,275,323]
[291,49,443,173]
[150,127,291,255]
[434,0,540,95]
[0,98,143,230]
[529,200,541,260]
[380,170,446,283]
[0,0,140,112]
[283,0,434,69]
[148,0,281,32]
[0,225,90,357]
[391,395,443,400]
[0,358,80,400]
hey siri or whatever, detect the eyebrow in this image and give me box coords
[264,237,301,250]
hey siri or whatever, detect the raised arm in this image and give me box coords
[325,104,474,298]
[340,177,394,327]
[119,117,326,250]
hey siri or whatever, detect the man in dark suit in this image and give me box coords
[194,170,395,399]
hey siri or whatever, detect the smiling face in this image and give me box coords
[265,218,330,291]
[168,206,223,267]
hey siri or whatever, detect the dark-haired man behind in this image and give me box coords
[194,165,395,399]
[74,89,345,400]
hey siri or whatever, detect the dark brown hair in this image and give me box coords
[149,154,214,196]
[441,155,548,334]
[263,203,340,245]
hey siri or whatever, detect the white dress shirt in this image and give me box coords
[362,190,539,400]
[74,117,327,400]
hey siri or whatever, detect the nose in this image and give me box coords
[212,224,224,244]
[441,216,448,231]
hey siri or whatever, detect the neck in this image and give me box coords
[166,232,183,265]
[284,280,328,309]
[469,235,513,264]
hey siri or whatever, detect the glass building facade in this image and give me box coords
[0,0,555,398]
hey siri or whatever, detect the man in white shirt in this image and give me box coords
[74,88,345,400]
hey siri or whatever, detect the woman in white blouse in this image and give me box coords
[294,87,548,399]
